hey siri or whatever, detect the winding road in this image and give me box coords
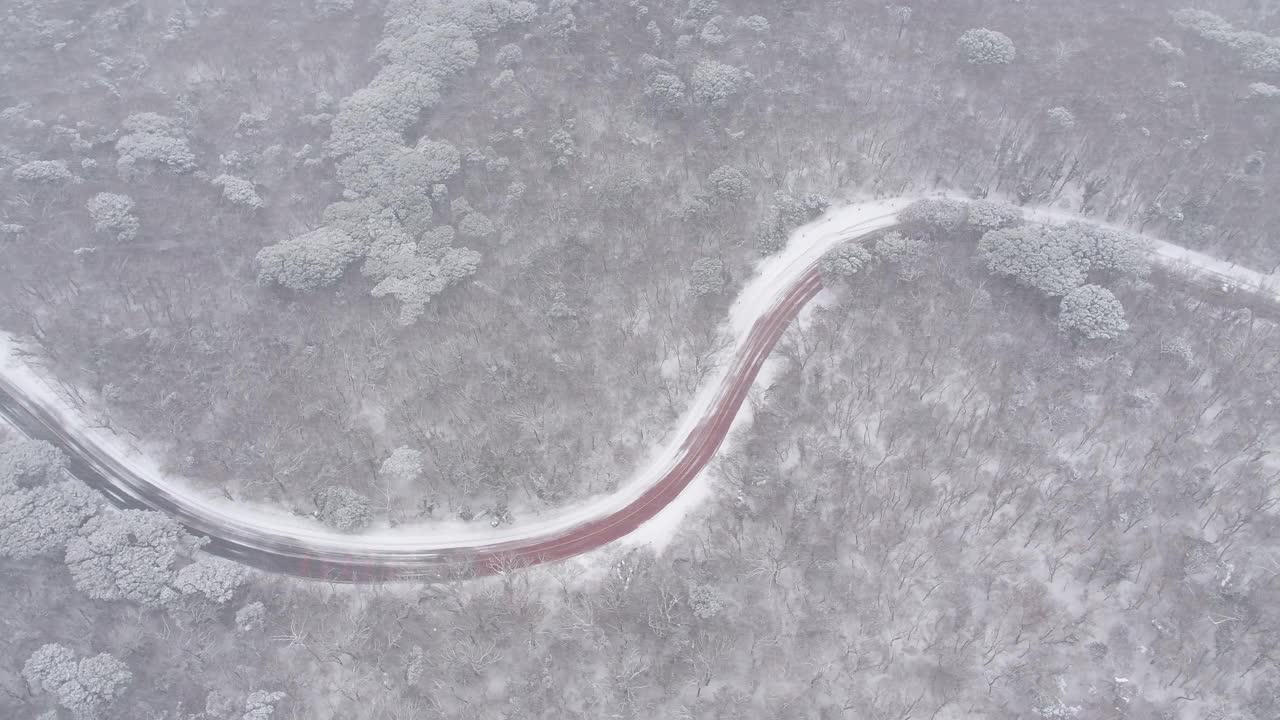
[2,199,1277,583]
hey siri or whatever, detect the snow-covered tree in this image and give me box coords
[64,509,189,606]
[957,28,1016,65]
[688,582,726,620]
[205,690,238,720]
[1231,32,1280,74]
[325,86,421,159]
[450,196,474,218]
[677,196,712,224]
[234,111,269,137]
[23,644,78,696]
[1160,336,1195,368]
[235,601,266,634]
[255,227,364,292]
[241,690,287,720]
[755,220,789,256]
[13,160,78,185]
[1058,284,1129,339]
[379,447,423,487]
[371,61,447,113]
[755,193,829,255]
[336,139,459,219]
[966,200,1024,231]
[370,245,481,324]
[699,16,727,45]
[689,257,727,297]
[315,487,373,532]
[820,243,873,280]
[978,225,1089,296]
[24,643,132,720]
[457,211,495,240]
[771,192,828,227]
[548,126,578,167]
[376,15,483,71]
[0,437,67,487]
[321,198,394,246]
[685,0,719,22]
[1065,222,1151,278]
[976,219,1149,296]
[360,218,421,283]
[1172,9,1280,74]
[174,556,249,605]
[874,231,928,281]
[115,112,196,176]
[706,165,750,202]
[1047,106,1077,131]
[495,43,523,67]
[213,174,264,209]
[898,197,969,236]
[1249,81,1280,99]
[691,60,745,108]
[86,193,140,242]
[739,15,770,34]
[800,193,831,218]
[114,2,501,343]
[645,73,687,111]
[1172,8,1235,41]
[0,480,99,560]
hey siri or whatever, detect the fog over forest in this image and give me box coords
[1,1,1279,718]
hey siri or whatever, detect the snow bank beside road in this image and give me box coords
[622,197,912,549]
[4,193,1270,570]
[0,199,910,558]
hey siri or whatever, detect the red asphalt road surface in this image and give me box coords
[7,221,1274,582]
[0,262,829,583]
[303,266,826,582]
[470,269,826,573]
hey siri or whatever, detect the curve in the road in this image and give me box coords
[3,199,1278,584]
[0,248,835,583]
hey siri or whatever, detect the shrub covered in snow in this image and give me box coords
[966,200,1024,231]
[24,644,132,720]
[314,487,373,532]
[255,228,364,292]
[898,197,970,236]
[978,224,1088,297]
[957,28,1016,65]
[13,159,78,184]
[86,192,140,241]
[213,174,264,209]
[689,257,727,297]
[1059,284,1129,339]
[706,165,750,202]
[116,112,196,176]
[820,243,873,279]
[691,60,745,108]
[875,231,929,281]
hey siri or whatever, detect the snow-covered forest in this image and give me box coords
[2,0,1279,718]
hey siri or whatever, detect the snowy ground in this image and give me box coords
[2,195,1274,561]
[0,198,910,556]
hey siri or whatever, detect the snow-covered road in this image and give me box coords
[1,197,1275,581]
[1022,205,1280,303]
